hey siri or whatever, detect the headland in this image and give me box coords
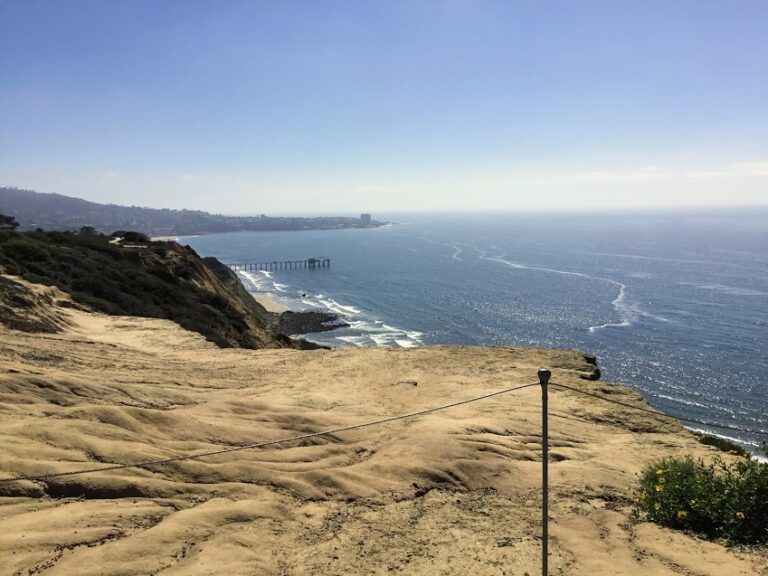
[0,231,765,575]
[0,187,387,237]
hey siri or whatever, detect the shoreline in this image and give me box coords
[246,289,349,338]
[150,224,391,244]
[251,292,290,313]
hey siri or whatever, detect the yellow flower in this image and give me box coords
[654,503,661,511]
[736,512,745,520]
[655,484,664,492]
[689,499,697,506]
[656,469,665,475]
[677,510,688,520]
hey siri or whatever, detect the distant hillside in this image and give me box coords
[0,187,383,236]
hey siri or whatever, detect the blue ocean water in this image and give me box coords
[184,209,768,451]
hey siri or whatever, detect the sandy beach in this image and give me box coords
[0,279,765,575]
[251,292,290,313]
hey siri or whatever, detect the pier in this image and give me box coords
[229,257,331,272]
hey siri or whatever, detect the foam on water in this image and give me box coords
[476,252,669,333]
[685,427,764,450]
[444,242,463,260]
[238,271,262,289]
[236,271,424,349]
[335,335,369,346]
[587,251,730,267]
[684,283,768,297]
[317,298,362,316]
[655,393,713,410]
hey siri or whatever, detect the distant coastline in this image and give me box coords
[0,187,387,236]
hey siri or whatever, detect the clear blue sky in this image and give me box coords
[1,0,767,213]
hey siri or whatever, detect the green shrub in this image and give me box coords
[1,237,51,262]
[635,455,768,545]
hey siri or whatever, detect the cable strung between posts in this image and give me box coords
[551,383,767,437]
[0,382,541,485]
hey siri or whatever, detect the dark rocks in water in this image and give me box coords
[276,311,349,336]
[271,332,329,350]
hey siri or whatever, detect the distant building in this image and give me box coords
[360,213,372,226]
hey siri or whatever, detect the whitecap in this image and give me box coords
[336,335,369,347]
[318,298,362,316]
[371,333,397,345]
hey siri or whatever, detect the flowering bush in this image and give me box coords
[635,455,768,545]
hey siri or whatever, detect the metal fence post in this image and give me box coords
[538,368,551,576]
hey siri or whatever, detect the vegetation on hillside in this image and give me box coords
[0,229,281,349]
[0,213,19,230]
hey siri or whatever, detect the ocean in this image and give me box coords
[183,209,768,452]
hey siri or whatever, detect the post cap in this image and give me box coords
[538,369,552,384]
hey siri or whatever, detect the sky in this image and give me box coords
[1,0,767,215]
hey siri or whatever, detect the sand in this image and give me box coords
[0,282,766,575]
[251,293,290,314]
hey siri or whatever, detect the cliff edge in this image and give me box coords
[0,229,312,349]
[0,274,765,574]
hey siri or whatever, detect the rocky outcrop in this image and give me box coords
[274,310,349,336]
[579,353,602,380]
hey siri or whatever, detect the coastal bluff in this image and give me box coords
[0,230,332,350]
[0,279,765,575]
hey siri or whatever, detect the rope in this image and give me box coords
[0,382,540,484]
[2,380,764,485]
[551,383,767,437]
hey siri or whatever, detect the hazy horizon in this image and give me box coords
[2,1,767,213]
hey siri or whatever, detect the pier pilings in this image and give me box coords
[228,258,331,272]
